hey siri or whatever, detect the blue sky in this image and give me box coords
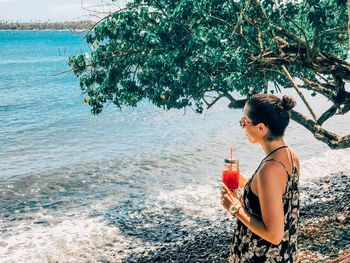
[0,0,128,22]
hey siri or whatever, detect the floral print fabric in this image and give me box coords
[229,157,300,263]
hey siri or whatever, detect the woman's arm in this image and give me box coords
[222,163,286,245]
[239,163,285,244]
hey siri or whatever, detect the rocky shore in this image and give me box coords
[122,173,350,262]
[298,173,350,262]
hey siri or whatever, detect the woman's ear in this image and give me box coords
[258,123,270,138]
[258,123,265,131]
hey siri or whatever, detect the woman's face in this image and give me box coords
[241,104,264,144]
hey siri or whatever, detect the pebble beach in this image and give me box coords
[124,173,350,263]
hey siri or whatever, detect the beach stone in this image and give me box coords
[337,214,346,222]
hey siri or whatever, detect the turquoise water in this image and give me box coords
[0,31,349,262]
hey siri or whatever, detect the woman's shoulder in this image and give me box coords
[257,160,289,179]
[255,161,289,186]
[254,161,289,196]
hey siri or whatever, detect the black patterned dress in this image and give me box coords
[229,146,300,262]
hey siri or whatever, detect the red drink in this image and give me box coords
[222,161,240,190]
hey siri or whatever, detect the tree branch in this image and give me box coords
[233,0,252,34]
[301,77,335,102]
[281,65,318,121]
[249,45,350,81]
[337,96,350,115]
[288,19,312,62]
[250,0,267,19]
[152,0,168,17]
[220,95,350,149]
[274,26,307,47]
[86,3,148,32]
[317,104,339,125]
[220,94,350,149]
[203,93,225,110]
[332,74,346,100]
[290,110,350,149]
[208,15,233,27]
[223,92,247,109]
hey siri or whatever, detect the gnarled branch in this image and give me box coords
[290,110,350,149]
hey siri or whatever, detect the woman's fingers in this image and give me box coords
[221,182,230,193]
[221,182,239,199]
[222,189,237,203]
[220,185,242,211]
[223,193,236,205]
[221,189,234,201]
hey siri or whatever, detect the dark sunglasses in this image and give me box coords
[239,119,252,128]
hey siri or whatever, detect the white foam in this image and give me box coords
[157,183,221,219]
[0,215,141,263]
[300,148,350,182]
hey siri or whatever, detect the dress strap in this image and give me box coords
[263,159,290,176]
[263,145,288,162]
[251,145,289,179]
[287,148,295,172]
[264,147,298,177]
[258,145,288,170]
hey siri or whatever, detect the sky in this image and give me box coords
[0,0,128,22]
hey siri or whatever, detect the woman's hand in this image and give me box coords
[239,173,248,189]
[221,183,243,214]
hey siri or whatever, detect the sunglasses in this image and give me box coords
[239,119,252,128]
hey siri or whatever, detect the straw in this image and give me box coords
[230,146,233,161]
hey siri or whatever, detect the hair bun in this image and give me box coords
[281,95,296,111]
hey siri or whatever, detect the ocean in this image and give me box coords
[0,31,349,262]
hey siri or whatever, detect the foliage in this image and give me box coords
[69,0,350,148]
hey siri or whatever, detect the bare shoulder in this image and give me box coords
[255,161,288,195]
[258,161,288,180]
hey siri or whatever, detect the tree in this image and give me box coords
[69,0,350,149]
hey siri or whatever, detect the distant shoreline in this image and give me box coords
[0,21,95,31]
[0,29,88,33]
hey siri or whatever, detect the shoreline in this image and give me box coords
[0,29,89,32]
[0,21,94,31]
[122,173,350,262]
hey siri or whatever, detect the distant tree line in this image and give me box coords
[0,20,95,30]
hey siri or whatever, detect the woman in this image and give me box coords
[221,94,300,262]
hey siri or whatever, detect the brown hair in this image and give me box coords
[246,94,296,140]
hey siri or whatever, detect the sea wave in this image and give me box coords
[0,215,137,263]
[300,148,350,181]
